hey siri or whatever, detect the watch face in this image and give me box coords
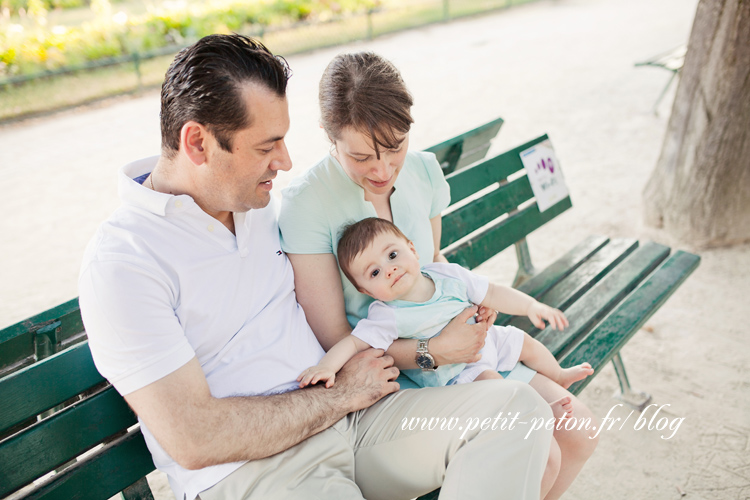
[416,354,435,370]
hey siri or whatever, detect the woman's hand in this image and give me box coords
[429,306,488,365]
[475,305,497,331]
[527,301,569,331]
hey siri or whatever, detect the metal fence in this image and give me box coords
[0,0,530,122]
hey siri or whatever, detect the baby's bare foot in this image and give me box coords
[550,396,573,420]
[558,362,594,389]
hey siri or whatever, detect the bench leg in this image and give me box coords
[653,71,678,115]
[512,238,537,287]
[611,353,652,411]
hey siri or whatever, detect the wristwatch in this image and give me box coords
[416,339,437,371]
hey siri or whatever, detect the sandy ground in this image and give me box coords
[2,0,749,498]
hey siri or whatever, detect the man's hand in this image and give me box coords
[430,306,487,365]
[526,301,569,330]
[331,349,400,413]
[298,366,337,388]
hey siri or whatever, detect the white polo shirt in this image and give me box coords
[78,157,326,500]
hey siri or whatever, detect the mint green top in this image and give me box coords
[279,151,451,328]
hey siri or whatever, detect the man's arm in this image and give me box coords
[298,335,372,388]
[125,349,399,470]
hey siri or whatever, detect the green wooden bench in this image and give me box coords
[635,44,687,114]
[425,116,504,175]
[0,132,700,500]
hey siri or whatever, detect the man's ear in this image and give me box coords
[180,121,208,167]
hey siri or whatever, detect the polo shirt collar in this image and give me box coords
[119,156,194,217]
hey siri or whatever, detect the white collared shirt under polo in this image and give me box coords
[78,157,326,500]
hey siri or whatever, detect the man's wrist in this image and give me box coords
[426,337,446,366]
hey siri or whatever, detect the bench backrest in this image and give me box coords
[0,298,84,379]
[442,134,572,268]
[425,117,504,175]
[0,341,155,499]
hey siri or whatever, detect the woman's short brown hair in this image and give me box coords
[319,52,414,158]
[337,217,409,289]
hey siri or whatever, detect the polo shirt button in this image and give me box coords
[207,225,214,232]
[175,200,183,208]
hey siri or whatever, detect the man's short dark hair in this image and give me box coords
[160,34,292,157]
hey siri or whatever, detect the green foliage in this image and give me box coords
[0,0,85,15]
[0,0,372,77]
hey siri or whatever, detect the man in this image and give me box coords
[79,34,554,500]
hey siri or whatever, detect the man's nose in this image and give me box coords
[272,141,293,172]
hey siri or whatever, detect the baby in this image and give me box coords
[298,217,593,416]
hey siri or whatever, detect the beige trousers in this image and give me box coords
[199,380,553,500]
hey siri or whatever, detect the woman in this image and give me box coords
[278,52,597,499]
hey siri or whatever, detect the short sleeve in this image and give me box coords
[79,259,195,396]
[278,181,334,254]
[350,301,399,351]
[424,262,489,304]
[421,152,451,218]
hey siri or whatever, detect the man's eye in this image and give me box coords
[260,148,273,154]
[371,269,380,278]
[389,251,397,260]
[354,157,369,163]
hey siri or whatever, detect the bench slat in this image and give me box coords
[425,117,503,174]
[506,238,639,335]
[441,176,534,248]
[0,299,84,377]
[0,386,138,498]
[445,197,572,270]
[20,429,155,500]
[0,342,104,434]
[562,250,700,395]
[445,135,548,204]
[534,242,672,360]
[514,235,611,299]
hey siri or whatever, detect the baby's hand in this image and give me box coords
[297,366,336,388]
[527,301,569,331]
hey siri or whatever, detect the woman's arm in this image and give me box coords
[430,215,449,264]
[287,253,353,350]
[431,214,496,328]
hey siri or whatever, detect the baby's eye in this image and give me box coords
[371,269,380,278]
[389,251,398,260]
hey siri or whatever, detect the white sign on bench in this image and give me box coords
[520,139,570,212]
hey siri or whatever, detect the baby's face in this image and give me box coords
[350,232,421,302]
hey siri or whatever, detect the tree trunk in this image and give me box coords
[643,0,750,248]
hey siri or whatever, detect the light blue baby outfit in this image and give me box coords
[352,262,528,388]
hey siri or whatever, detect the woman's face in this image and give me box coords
[333,127,409,197]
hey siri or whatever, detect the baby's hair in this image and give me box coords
[337,217,410,288]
